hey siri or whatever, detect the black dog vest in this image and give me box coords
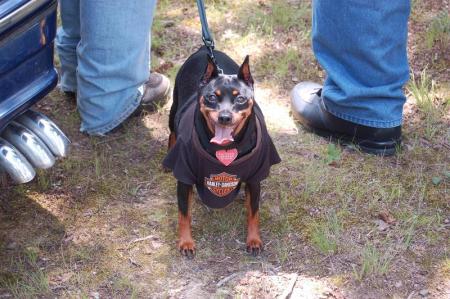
[163,102,281,209]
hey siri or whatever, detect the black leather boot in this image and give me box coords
[291,82,401,156]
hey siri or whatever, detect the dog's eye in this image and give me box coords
[206,95,217,103]
[235,96,247,105]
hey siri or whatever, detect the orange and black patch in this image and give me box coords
[168,132,176,150]
[233,99,254,136]
[204,172,240,197]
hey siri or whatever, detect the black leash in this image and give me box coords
[196,0,223,74]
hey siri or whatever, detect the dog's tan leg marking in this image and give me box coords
[168,132,176,150]
[245,184,262,255]
[178,186,195,258]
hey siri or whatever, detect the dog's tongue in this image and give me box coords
[210,124,234,145]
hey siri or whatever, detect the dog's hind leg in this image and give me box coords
[168,132,176,150]
[177,181,195,258]
[245,182,262,256]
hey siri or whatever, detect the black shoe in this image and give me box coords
[290,82,401,156]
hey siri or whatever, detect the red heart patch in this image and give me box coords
[215,149,238,166]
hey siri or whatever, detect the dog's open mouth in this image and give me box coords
[210,124,235,146]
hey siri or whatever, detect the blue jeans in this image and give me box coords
[313,0,410,128]
[56,0,157,135]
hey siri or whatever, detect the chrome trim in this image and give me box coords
[16,110,70,158]
[0,137,35,184]
[2,122,55,169]
[0,0,51,33]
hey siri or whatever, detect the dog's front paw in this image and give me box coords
[246,237,262,256]
[178,239,196,259]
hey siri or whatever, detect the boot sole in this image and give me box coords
[300,122,399,156]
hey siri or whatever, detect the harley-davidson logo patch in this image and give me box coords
[204,172,240,197]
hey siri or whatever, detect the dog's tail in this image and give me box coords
[168,82,178,132]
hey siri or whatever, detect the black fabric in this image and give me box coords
[163,103,281,209]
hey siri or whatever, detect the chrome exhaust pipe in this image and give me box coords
[0,137,36,184]
[16,110,70,158]
[2,122,55,169]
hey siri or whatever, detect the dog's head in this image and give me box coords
[198,55,254,146]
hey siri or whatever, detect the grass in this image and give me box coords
[406,68,444,140]
[310,212,343,255]
[353,243,394,281]
[408,68,438,112]
[35,169,51,191]
[245,1,310,36]
[0,248,50,298]
[111,276,139,298]
[402,214,419,250]
[426,11,450,48]
[324,143,341,165]
[256,48,305,81]
[0,0,449,298]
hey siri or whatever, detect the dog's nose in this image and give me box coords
[218,111,232,125]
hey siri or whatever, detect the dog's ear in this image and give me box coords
[238,55,254,87]
[201,55,219,86]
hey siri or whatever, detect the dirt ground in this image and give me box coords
[1,0,449,298]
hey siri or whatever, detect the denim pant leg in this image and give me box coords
[56,0,80,93]
[312,0,410,128]
[77,0,156,135]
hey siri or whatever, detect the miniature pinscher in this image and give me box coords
[163,46,280,258]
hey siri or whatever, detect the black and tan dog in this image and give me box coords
[163,46,280,258]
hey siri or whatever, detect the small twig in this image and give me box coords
[318,254,332,264]
[129,257,141,267]
[128,235,154,246]
[216,256,232,263]
[441,142,450,150]
[265,240,273,248]
[49,285,68,291]
[94,135,127,146]
[280,273,298,299]
[406,291,415,299]
[216,273,239,288]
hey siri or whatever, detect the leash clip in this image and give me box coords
[202,36,214,49]
[197,0,223,75]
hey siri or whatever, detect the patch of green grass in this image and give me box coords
[35,169,51,191]
[407,69,438,112]
[151,18,165,50]
[407,69,441,139]
[426,11,450,48]
[256,48,304,80]
[402,214,419,249]
[167,64,181,82]
[196,202,246,238]
[11,184,28,197]
[324,144,341,165]
[112,276,139,298]
[310,212,343,255]
[399,213,443,249]
[246,1,309,36]
[353,243,393,281]
[93,148,107,180]
[442,258,450,275]
[266,190,295,264]
[0,247,50,298]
